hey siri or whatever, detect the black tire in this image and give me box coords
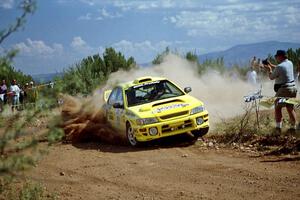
[126,123,139,146]
[191,127,209,138]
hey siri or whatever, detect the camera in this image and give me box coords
[262,59,269,65]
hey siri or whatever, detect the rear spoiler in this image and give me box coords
[103,90,112,102]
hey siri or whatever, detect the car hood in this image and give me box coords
[127,95,204,119]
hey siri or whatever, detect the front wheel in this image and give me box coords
[191,127,209,138]
[126,123,139,146]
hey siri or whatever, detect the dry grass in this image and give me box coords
[209,106,300,154]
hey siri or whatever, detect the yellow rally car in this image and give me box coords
[103,76,209,146]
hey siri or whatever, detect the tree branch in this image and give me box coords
[0,0,36,44]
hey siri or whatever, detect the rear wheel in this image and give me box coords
[126,123,139,146]
[191,127,209,138]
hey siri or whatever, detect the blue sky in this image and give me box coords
[0,0,300,74]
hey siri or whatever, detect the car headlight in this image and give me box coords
[136,117,158,125]
[190,106,204,115]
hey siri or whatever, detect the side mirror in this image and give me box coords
[184,87,192,93]
[113,102,124,109]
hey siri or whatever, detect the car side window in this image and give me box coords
[115,88,124,105]
[108,87,124,106]
[108,88,118,105]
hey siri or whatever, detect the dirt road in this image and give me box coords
[28,138,300,200]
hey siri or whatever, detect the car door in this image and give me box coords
[106,88,118,125]
[106,87,126,131]
[114,88,126,132]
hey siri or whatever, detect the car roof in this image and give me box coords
[118,76,167,90]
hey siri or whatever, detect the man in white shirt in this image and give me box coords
[10,79,21,112]
[264,50,297,131]
[246,68,257,86]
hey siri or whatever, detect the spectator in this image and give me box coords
[19,84,24,106]
[23,83,29,107]
[0,80,7,102]
[246,67,257,86]
[28,81,38,107]
[263,50,297,130]
[250,56,256,69]
[257,58,261,67]
[0,80,8,111]
[10,79,21,112]
[296,58,300,88]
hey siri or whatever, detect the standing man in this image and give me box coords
[250,56,257,69]
[0,80,8,111]
[246,67,257,86]
[264,50,297,130]
[23,83,29,108]
[10,79,21,112]
[28,81,38,107]
[296,57,300,88]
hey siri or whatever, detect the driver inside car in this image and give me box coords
[149,82,165,100]
[126,89,136,106]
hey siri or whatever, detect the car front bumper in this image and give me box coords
[134,111,209,142]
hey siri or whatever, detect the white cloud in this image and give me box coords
[78,13,92,20]
[112,0,196,11]
[79,0,95,6]
[78,9,122,21]
[227,0,239,3]
[14,38,64,57]
[53,43,64,54]
[71,36,90,51]
[96,8,122,20]
[110,40,174,62]
[165,1,300,42]
[112,40,171,52]
[70,36,104,56]
[0,0,14,9]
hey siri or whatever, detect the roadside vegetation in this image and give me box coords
[209,107,300,155]
[55,48,136,96]
[0,1,62,199]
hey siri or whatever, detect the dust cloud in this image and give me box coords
[106,54,273,123]
[61,94,122,143]
[61,54,274,143]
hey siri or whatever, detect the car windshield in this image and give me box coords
[125,80,185,107]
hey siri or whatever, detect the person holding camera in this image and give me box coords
[263,50,297,131]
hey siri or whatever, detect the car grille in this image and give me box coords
[161,120,193,134]
[159,111,189,120]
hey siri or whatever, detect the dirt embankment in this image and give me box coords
[28,139,300,200]
[26,94,300,200]
[28,94,300,200]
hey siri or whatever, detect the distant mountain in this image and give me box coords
[199,41,300,66]
[31,72,63,83]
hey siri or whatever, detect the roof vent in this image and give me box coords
[133,77,153,84]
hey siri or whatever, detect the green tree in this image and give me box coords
[0,0,36,44]
[185,51,199,64]
[197,57,226,75]
[59,48,137,95]
[0,2,63,199]
[0,0,35,86]
[152,47,170,65]
[103,47,134,72]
